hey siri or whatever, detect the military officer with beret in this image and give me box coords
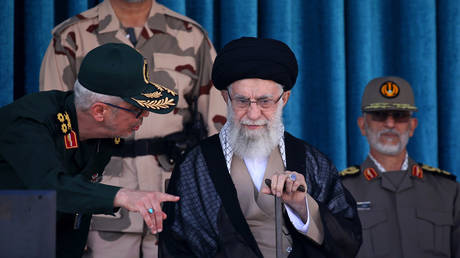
[0,43,180,258]
[341,76,460,258]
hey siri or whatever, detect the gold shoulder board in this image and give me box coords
[421,164,456,181]
[339,166,360,177]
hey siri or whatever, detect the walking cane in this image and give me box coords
[275,195,283,258]
[265,177,306,258]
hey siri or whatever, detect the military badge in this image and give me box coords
[380,81,400,98]
[356,201,371,211]
[57,111,78,149]
[363,167,378,181]
[64,130,79,149]
[411,164,423,179]
[114,137,121,145]
[90,173,101,183]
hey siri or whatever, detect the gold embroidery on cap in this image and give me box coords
[364,103,417,110]
[131,97,176,110]
[380,81,400,98]
[149,82,177,96]
[142,92,162,98]
[143,59,149,84]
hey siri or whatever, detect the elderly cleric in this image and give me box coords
[159,37,362,258]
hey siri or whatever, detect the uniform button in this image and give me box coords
[286,246,292,253]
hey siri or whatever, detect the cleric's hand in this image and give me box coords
[261,171,308,221]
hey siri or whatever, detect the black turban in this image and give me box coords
[212,37,298,91]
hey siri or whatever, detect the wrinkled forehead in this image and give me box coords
[230,78,282,97]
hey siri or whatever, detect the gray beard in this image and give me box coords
[227,102,284,159]
[365,123,410,155]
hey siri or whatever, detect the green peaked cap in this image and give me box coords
[78,43,178,114]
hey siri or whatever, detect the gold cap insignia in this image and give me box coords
[380,81,400,98]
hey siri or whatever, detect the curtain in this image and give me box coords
[1,0,459,177]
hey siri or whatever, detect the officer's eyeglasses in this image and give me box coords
[366,111,412,122]
[102,102,144,118]
[228,92,284,110]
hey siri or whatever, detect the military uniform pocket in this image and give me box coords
[416,208,452,257]
[358,209,390,257]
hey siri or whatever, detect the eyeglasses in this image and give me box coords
[228,92,284,110]
[366,111,412,122]
[102,102,144,118]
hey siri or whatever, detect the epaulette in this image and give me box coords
[421,164,457,181]
[339,166,360,177]
[51,6,98,36]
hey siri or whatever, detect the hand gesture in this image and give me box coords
[114,188,180,234]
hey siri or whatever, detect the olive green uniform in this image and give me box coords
[341,157,460,258]
[0,91,121,258]
[39,1,227,256]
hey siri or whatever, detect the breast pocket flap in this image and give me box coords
[416,209,452,226]
[359,210,387,229]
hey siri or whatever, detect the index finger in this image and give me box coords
[157,192,180,203]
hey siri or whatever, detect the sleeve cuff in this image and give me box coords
[285,197,310,234]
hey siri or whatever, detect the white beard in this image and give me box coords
[365,122,410,155]
[227,102,284,159]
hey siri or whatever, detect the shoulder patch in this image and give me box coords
[421,164,456,181]
[339,166,360,177]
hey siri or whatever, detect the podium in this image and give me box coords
[0,190,56,258]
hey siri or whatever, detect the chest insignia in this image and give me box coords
[114,137,121,145]
[363,167,378,181]
[411,164,423,179]
[90,173,101,183]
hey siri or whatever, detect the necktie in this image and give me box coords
[125,27,137,46]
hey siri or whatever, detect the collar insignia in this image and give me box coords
[364,167,378,181]
[114,137,121,145]
[380,81,400,98]
[58,111,78,149]
[64,130,79,149]
[411,164,423,179]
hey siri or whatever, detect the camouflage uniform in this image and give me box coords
[40,1,227,257]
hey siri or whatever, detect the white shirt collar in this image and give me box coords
[369,152,409,172]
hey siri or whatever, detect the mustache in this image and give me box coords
[377,129,400,138]
[240,119,268,126]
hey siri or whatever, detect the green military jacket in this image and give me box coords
[340,156,460,258]
[0,91,121,257]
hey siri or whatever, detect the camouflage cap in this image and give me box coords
[78,43,178,114]
[361,76,418,112]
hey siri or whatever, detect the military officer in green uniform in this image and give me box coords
[340,76,460,258]
[0,43,180,258]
